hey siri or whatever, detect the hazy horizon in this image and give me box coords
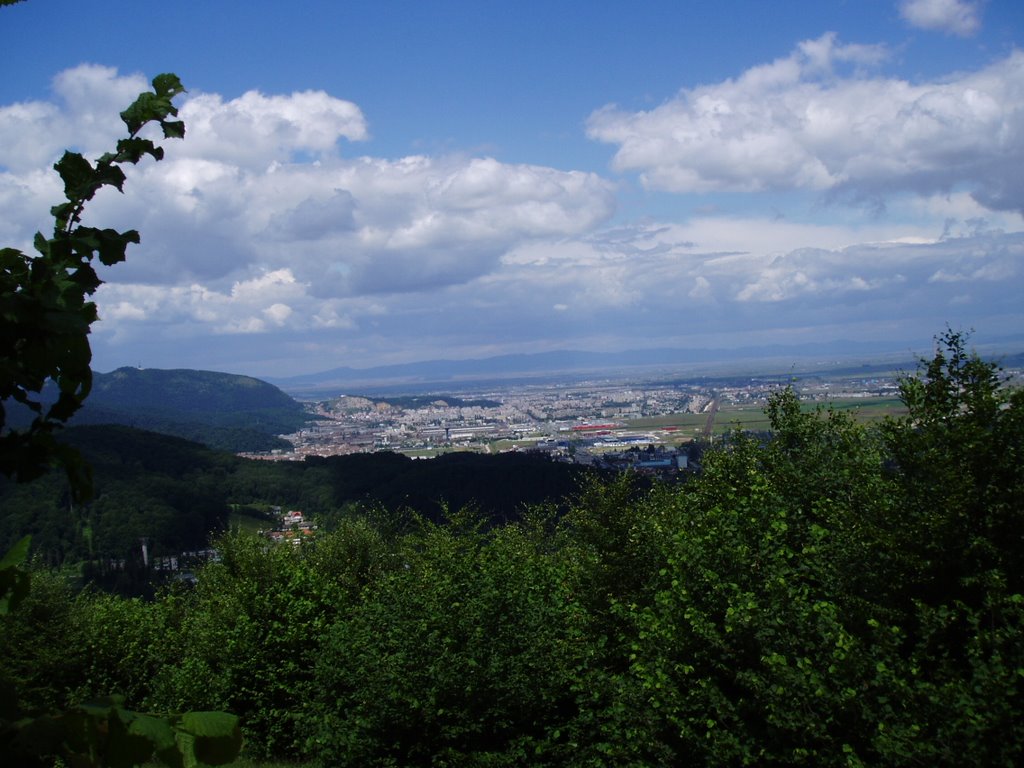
[3,1,1022,379]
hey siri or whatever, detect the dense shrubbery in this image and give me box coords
[2,333,1022,766]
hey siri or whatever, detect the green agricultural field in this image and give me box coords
[228,512,267,534]
[817,396,908,422]
[628,395,908,437]
[398,445,480,459]
[711,404,774,434]
[627,405,770,436]
[628,413,709,430]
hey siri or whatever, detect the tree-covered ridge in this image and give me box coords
[55,367,309,452]
[0,425,594,576]
[1,332,1021,766]
[6,366,311,452]
[89,367,304,418]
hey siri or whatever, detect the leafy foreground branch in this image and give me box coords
[0,72,183,501]
[3,332,1021,766]
[0,76,242,768]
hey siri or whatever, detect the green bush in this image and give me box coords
[309,514,594,766]
[148,520,389,759]
[0,569,88,714]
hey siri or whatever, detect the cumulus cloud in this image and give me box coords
[0,65,147,173]
[95,266,345,340]
[86,211,1024,372]
[178,90,369,167]
[899,0,982,37]
[5,62,1022,375]
[587,36,1024,214]
[86,150,615,295]
[0,65,616,357]
[1,65,615,292]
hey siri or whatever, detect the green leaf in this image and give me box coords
[49,202,76,231]
[72,226,141,267]
[0,535,32,614]
[130,714,178,752]
[120,92,157,134]
[116,137,162,164]
[178,711,242,766]
[0,534,31,569]
[54,151,95,199]
[93,161,128,193]
[153,73,186,99]
[162,119,186,140]
[178,711,240,739]
[120,79,183,135]
[32,232,50,256]
[107,710,159,768]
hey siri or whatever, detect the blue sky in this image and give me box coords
[2,0,1023,376]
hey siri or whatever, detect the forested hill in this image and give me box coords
[0,424,595,572]
[67,367,309,452]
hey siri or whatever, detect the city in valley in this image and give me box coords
[255,364,942,471]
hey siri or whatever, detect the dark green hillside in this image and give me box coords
[90,367,300,416]
[71,367,309,451]
[64,424,234,480]
[0,426,237,568]
[308,450,596,524]
[0,425,593,577]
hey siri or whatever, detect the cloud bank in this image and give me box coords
[1,49,1021,375]
[587,35,1024,214]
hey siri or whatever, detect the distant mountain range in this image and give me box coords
[260,340,921,395]
[266,334,1024,397]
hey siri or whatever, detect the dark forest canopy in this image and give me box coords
[0,424,596,569]
[2,331,1021,766]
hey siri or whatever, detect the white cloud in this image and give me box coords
[899,0,982,37]
[0,101,64,173]
[1,65,616,297]
[0,65,150,173]
[86,212,1024,372]
[587,37,1024,214]
[178,89,369,167]
[0,65,614,356]
[490,219,1023,330]
[96,268,310,337]
[5,63,1022,375]
[689,276,712,300]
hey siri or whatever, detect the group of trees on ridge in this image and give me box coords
[0,429,595,596]
[2,330,1022,766]
[3,367,310,453]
